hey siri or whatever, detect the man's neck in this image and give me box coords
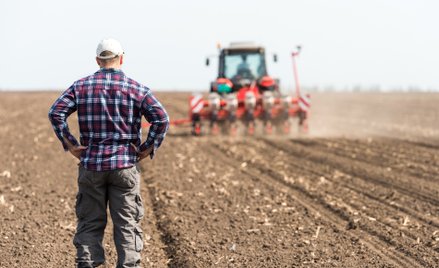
[100,64,121,70]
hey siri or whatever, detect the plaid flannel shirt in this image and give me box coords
[48,68,169,171]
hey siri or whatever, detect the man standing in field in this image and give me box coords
[48,38,169,267]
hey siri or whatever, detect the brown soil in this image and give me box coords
[0,91,438,267]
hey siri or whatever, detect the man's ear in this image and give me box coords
[119,55,124,65]
[96,57,101,66]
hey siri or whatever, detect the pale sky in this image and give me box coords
[1,0,438,91]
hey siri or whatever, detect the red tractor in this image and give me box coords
[189,42,310,136]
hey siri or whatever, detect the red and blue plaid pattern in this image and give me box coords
[48,68,169,171]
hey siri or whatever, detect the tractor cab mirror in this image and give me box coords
[205,58,210,66]
[273,54,278,63]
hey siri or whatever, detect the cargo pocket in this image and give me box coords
[135,194,145,221]
[134,227,144,252]
[115,168,137,188]
[75,193,84,219]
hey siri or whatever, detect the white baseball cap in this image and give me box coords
[96,38,124,59]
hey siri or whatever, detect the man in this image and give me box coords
[236,54,250,73]
[235,54,254,80]
[48,38,169,267]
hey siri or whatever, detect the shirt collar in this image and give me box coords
[96,68,124,74]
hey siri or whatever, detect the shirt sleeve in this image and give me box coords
[139,89,170,158]
[48,85,79,151]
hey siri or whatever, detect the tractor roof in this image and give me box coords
[226,42,263,51]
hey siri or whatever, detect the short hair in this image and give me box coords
[98,50,120,63]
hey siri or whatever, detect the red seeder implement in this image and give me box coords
[144,43,310,136]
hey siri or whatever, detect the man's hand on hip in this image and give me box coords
[131,143,153,162]
[69,145,88,160]
[63,138,87,160]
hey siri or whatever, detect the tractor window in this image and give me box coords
[224,53,265,80]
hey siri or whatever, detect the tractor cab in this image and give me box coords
[208,42,278,94]
[220,43,267,88]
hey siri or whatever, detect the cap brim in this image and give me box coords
[97,54,119,60]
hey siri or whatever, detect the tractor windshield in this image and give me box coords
[223,52,266,80]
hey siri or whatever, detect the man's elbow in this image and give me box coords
[48,108,63,125]
[48,108,59,122]
[48,109,55,122]
[164,114,170,130]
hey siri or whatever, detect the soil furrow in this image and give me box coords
[207,141,429,268]
[253,138,439,264]
[276,138,439,207]
[404,140,439,150]
[324,138,438,165]
[256,138,439,241]
[251,138,439,229]
[145,182,194,268]
[213,138,436,266]
[307,138,439,182]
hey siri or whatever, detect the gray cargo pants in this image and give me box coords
[73,165,144,268]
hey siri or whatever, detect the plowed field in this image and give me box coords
[0,92,438,267]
